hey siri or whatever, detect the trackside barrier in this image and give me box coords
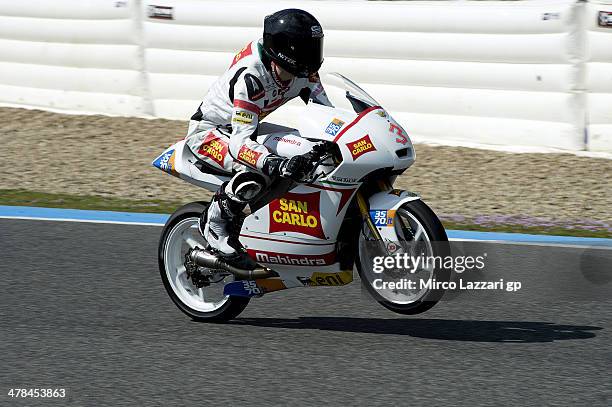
[585,0,612,151]
[0,0,610,152]
[0,0,150,116]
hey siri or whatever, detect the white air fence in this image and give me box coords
[0,0,611,152]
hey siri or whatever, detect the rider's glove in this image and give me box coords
[263,154,309,182]
[262,154,285,177]
[281,155,309,181]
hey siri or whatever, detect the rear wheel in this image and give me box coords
[356,199,450,315]
[158,202,249,322]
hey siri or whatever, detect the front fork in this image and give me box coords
[356,192,383,241]
[355,179,414,259]
[355,179,394,241]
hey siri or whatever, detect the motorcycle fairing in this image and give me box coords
[238,181,358,288]
[223,269,354,297]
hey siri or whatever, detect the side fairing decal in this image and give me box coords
[269,192,325,239]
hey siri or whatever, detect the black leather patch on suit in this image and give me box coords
[229,67,247,103]
[244,73,265,101]
[299,87,312,104]
[190,102,203,121]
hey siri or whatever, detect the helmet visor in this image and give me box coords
[293,36,324,77]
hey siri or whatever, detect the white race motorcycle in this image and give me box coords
[153,73,450,322]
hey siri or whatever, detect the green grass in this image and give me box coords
[0,189,184,214]
[1,189,610,238]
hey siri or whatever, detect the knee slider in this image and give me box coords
[215,183,246,218]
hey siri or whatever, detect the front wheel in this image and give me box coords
[356,199,451,315]
[158,202,250,322]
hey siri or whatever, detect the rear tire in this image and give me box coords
[158,202,250,322]
[356,199,450,315]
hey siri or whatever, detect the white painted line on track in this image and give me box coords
[0,215,164,227]
[3,214,611,250]
[449,238,612,250]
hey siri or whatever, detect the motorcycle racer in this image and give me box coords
[185,9,332,268]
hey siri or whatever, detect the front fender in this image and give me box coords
[368,189,420,212]
[366,189,421,241]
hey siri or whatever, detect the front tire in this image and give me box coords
[356,199,450,315]
[158,202,249,322]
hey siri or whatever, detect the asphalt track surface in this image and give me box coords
[1,219,611,406]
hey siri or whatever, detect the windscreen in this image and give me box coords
[321,72,382,113]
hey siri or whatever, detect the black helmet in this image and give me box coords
[263,9,324,77]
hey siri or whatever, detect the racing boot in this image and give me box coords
[199,189,257,270]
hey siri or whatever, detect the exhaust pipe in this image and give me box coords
[189,249,276,280]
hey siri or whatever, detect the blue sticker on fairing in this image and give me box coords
[324,118,345,137]
[369,210,395,227]
[223,281,263,297]
[152,148,175,174]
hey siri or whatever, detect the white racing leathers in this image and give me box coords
[185,39,331,256]
[186,39,331,174]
